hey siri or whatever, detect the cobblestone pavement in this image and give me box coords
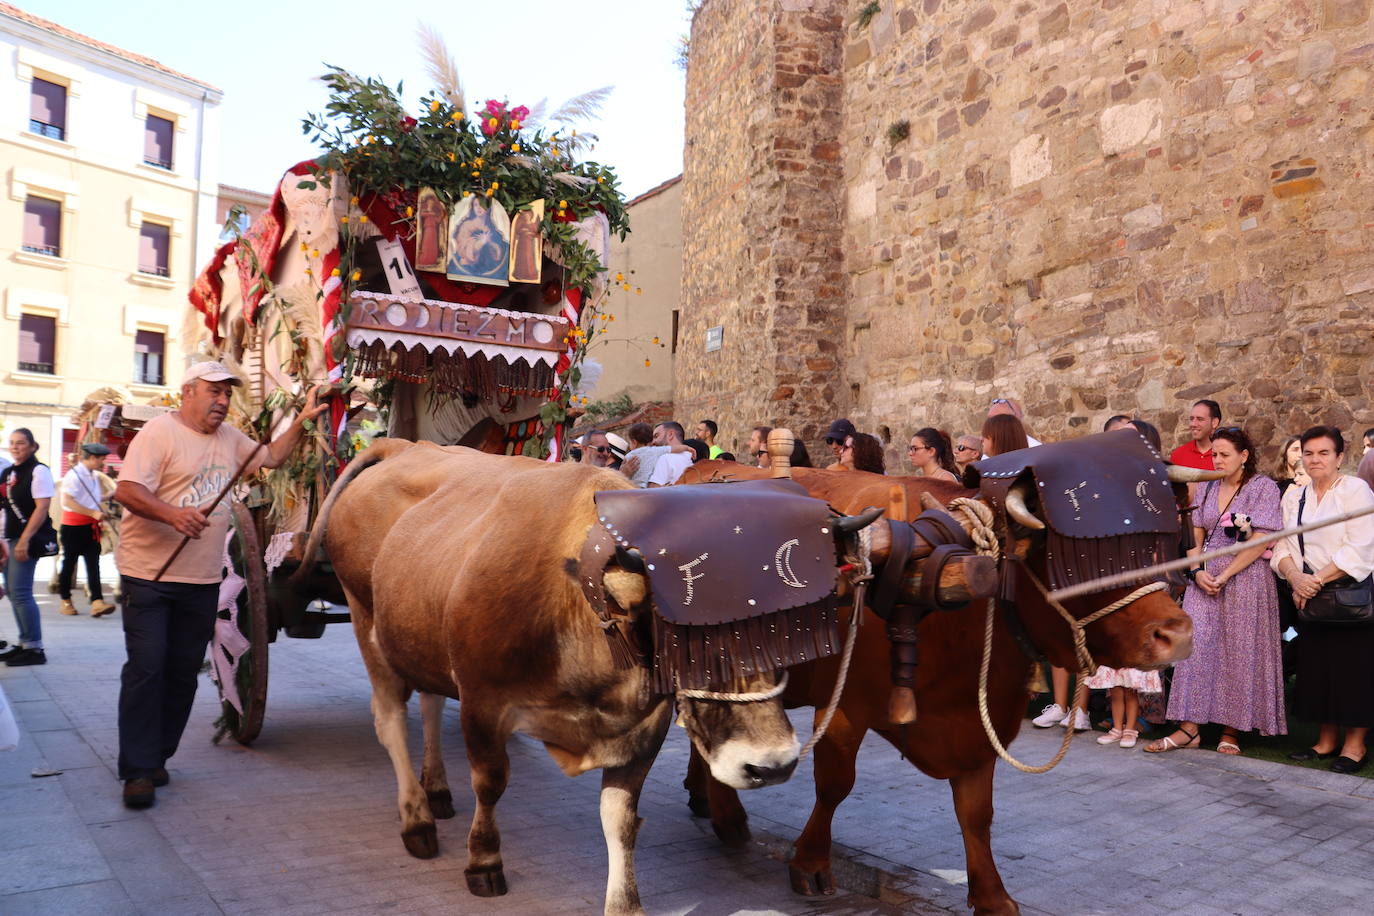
[5,586,1374,915]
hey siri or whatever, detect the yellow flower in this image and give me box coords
[330,267,341,277]
[559,199,569,209]
[491,181,500,190]
[572,129,578,137]
[299,241,308,252]
[474,157,483,167]
[652,336,660,345]
[511,143,521,153]
[406,206,414,217]
[597,176,605,184]
[463,191,472,198]
[635,287,642,295]
[557,209,566,217]
[608,314,615,322]
[358,214,369,224]
[511,119,522,130]
[430,99,441,112]
[451,111,462,121]
[447,152,456,162]
[311,248,319,258]
[643,359,651,368]
[471,171,481,177]
[350,196,359,206]
[341,216,349,224]
[351,270,361,282]
[615,272,625,283]
[488,117,499,129]
[622,283,631,291]
[485,188,494,197]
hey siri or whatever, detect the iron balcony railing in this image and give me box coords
[143,156,172,170]
[21,244,60,257]
[29,119,64,141]
[138,264,171,277]
[18,361,54,375]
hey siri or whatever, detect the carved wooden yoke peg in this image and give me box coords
[767,427,795,478]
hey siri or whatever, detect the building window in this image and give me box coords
[139,222,171,276]
[144,114,174,169]
[134,330,165,385]
[22,196,62,257]
[29,77,67,140]
[18,314,56,375]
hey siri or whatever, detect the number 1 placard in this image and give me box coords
[375,238,422,299]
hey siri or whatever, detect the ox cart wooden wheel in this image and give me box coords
[215,502,271,746]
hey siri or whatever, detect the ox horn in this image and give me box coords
[614,546,646,574]
[1005,481,1046,531]
[833,505,885,534]
[1166,464,1226,483]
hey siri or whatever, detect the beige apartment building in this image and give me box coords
[0,3,222,466]
[594,175,680,406]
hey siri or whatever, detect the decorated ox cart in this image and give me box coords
[183,67,629,744]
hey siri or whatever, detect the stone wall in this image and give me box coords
[677,0,848,457]
[680,0,1374,466]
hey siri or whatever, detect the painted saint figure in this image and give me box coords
[446,197,510,286]
[414,188,447,272]
[508,200,544,284]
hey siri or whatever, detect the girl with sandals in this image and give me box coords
[1145,427,1287,754]
[1086,664,1162,749]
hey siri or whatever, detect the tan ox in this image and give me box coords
[297,439,806,916]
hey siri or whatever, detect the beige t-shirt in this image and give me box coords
[116,413,262,584]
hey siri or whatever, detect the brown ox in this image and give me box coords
[679,460,1195,915]
[299,440,809,916]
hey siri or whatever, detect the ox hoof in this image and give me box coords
[788,864,836,897]
[401,822,439,859]
[710,817,752,848]
[687,793,711,819]
[427,789,456,820]
[465,864,508,897]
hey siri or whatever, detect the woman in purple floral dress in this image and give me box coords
[1145,427,1286,754]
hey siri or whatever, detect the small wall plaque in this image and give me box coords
[705,325,723,352]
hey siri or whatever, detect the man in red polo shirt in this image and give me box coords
[1170,399,1222,470]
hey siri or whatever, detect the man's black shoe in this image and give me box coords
[123,778,156,809]
[5,647,45,666]
[152,768,170,788]
[0,643,23,661]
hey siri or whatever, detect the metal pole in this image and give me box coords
[1048,504,1374,602]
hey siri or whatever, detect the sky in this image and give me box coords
[23,0,692,199]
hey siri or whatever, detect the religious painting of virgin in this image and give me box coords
[508,199,544,284]
[414,188,447,272]
[571,211,611,279]
[446,197,510,286]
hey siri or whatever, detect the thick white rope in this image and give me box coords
[949,494,1167,773]
[677,671,789,703]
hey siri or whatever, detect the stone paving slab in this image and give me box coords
[6,590,1374,914]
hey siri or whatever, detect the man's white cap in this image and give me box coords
[182,360,243,387]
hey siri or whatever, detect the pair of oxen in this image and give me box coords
[297,429,1207,915]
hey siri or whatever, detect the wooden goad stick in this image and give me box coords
[152,440,267,582]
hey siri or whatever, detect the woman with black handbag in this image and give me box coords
[0,428,57,666]
[1272,425,1374,773]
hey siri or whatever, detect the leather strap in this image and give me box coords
[870,519,915,622]
[998,558,1048,664]
[909,508,974,552]
[919,543,975,610]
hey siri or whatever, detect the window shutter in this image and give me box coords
[139,222,170,275]
[134,329,165,385]
[144,115,174,168]
[30,78,67,132]
[23,197,61,254]
[18,314,56,372]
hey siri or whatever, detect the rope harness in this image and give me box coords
[950,498,1166,774]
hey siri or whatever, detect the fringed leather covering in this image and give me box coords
[966,428,1179,595]
[591,479,842,693]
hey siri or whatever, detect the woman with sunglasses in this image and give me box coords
[907,428,959,483]
[1145,426,1286,755]
[953,435,982,474]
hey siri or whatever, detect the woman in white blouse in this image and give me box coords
[1271,426,1374,774]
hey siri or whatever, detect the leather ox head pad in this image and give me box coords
[589,479,844,693]
[963,427,1179,594]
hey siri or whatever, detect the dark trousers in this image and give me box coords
[58,523,102,601]
[117,576,218,780]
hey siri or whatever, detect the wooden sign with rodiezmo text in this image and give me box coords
[345,293,569,352]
